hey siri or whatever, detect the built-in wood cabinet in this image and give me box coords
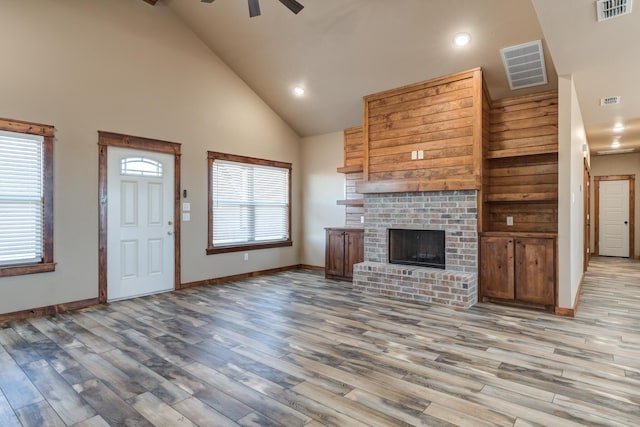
[480,236,515,300]
[480,233,556,308]
[479,91,559,311]
[325,228,364,281]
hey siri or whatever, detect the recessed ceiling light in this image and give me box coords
[293,86,305,96]
[611,141,621,148]
[453,32,471,47]
[613,123,625,132]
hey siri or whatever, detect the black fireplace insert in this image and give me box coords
[388,228,445,269]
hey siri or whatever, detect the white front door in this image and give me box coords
[599,179,630,257]
[107,147,175,301]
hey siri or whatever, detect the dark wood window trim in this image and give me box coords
[207,151,292,255]
[594,174,635,258]
[98,131,182,303]
[0,117,55,278]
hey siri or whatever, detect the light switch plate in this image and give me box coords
[182,202,191,212]
[411,151,417,160]
[182,213,191,221]
[417,150,424,160]
[506,216,513,226]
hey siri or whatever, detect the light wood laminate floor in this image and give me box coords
[1,256,639,426]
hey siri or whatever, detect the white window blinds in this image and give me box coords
[211,159,289,246]
[0,131,44,266]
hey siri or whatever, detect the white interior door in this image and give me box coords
[599,179,630,257]
[107,147,175,301]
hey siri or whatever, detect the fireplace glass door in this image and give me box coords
[388,229,445,269]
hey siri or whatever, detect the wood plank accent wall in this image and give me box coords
[337,127,364,173]
[480,81,492,232]
[335,127,365,227]
[488,91,559,158]
[358,68,484,193]
[345,171,364,226]
[483,91,559,233]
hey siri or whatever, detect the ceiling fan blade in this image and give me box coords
[278,0,303,14]
[248,0,261,17]
[201,0,215,3]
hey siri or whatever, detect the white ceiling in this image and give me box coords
[532,0,640,155]
[158,0,640,153]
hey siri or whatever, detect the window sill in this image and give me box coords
[0,262,56,278]
[207,240,292,255]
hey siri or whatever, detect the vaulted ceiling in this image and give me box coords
[145,0,640,154]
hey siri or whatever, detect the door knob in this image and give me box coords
[167,231,173,236]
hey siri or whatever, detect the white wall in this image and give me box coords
[300,132,345,267]
[589,152,640,257]
[0,0,300,314]
[557,75,588,309]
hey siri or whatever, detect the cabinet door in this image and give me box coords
[515,238,555,305]
[480,236,515,300]
[344,230,364,279]
[325,229,345,277]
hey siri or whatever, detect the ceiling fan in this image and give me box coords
[200,0,304,18]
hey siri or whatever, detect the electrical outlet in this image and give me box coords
[506,216,514,226]
[243,253,249,261]
[182,213,190,221]
[360,215,364,223]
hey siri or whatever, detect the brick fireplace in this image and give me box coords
[353,190,478,308]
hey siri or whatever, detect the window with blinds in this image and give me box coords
[0,130,44,266]
[208,152,292,253]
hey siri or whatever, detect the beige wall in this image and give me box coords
[0,0,301,313]
[589,153,640,258]
[300,132,346,267]
[557,75,588,309]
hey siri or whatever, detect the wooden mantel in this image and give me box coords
[356,177,481,194]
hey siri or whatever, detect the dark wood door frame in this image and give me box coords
[594,174,635,258]
[583,159,590,272]
[98,131,182,304]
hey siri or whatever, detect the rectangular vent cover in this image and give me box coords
[597,148,634,155]
[600,96,621,106]
[597,0,632,21]
[500,40,548,90]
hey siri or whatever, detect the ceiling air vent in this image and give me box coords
[500,40,548,90]
[597,0,632,22]
[600,96,621,106]
[597,148,634,155]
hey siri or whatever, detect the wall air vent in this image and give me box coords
[597,148,634,155]
[600,96,621,106]
[500,40,548,90]
[597,0,632,22]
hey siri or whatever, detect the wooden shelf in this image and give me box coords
[486,147,558,159]
[336,199,364,206]
[337,165,363,174]
[486,192,558,203]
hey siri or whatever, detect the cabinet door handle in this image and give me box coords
[508,240,512,243]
